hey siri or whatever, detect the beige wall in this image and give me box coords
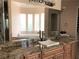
[20,7,45,14]
[8,0,45,38]
[13,0,61,10]
[60,0,79,38]
[9,1,21,37]
[13,0,28,3]
[52,0,61,10]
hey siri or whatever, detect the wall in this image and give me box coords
[8,0,45,38]
[13,0,28,3]
[20,7,45,14]
[13,0,61,10]
[10,1,21,37]
[60,0,79,38]
[52,0,61,10]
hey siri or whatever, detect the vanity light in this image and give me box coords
[44,0,55,6]
[29,0,55,7]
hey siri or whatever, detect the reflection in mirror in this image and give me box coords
[8,1,45,40]
[0,0,9,44]
[19,14,26,31]
[4,0,9,42]
[28,14,33,31]
[48,9,60,37]
[51,14,58,31]
[12,13,45,38]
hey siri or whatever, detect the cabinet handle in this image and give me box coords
[23,56,25,59]
[54,57,56,59]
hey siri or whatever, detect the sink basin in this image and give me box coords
[38,40,59,47]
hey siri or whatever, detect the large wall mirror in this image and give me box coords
[2,0,61,41]
[46,8,61,37]
[0,0,9,43]
[8,0,45,40]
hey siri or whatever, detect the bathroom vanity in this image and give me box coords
[23,39,77,59]
[0,38,77,59]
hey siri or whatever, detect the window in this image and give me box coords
[41,13,45,31]
[19,13,45,33]
[35,14,40,31]
[19,14,26,31]
[28,14,33,31]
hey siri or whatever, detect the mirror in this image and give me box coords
[6,0,60,41]
[46,8,60,37]
[8,0,45,40]
[0,0,9,44]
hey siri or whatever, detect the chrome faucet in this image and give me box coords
[39,31,46,41]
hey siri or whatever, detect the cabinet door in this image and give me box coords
[43,53,64,59]
[64,44,72,59]
[44,58,54,59]
[27,55,40,59]
[43,56,54,59]
[43,46,63,59]
[71,42,77,59]
[54,53,64,59]
[25,53,41,59]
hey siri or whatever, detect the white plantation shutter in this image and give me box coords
[19,13,45,34]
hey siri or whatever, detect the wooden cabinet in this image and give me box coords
[43,53,64,59]
[42,41,77,59]
[42,46,64,59]
[23,41,77,59]
[63,41,77,59]
[71,42,77,59]
[24,52,41,59]
[64,44,72,59]
[54,53,64,59]
[23,46,64,59]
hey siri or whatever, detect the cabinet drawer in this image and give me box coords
[25,52,41,59]
[43,53,64,59]
[54,53,64,59]
[43,55,54,59]
[43,47,64,57]
[64,44,72,54]
[64,44,71,49]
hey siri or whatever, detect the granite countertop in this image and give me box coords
[0,42,41,59]
[0,38,77,52]
[0,37,77,59]
[50,36,77,43]
[59,37,78,44]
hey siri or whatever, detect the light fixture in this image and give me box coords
[44,0,55,6]
[29,0,55,7]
